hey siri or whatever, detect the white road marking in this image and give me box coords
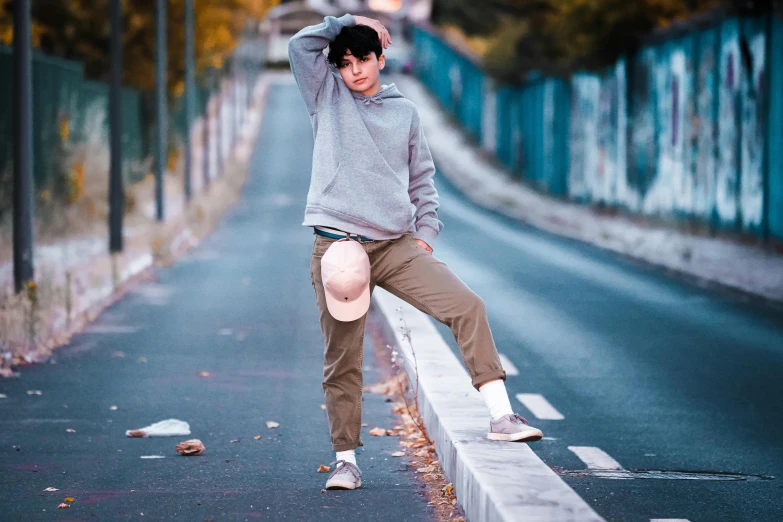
[568,446,624,470]
[516,393,565,420]
[650,519,690,522]
[498,353,519,375]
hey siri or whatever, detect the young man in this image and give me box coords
[288,13,543,491]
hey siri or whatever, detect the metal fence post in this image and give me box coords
[184,0,194,202]
[12,0,34,294]
[155,0,167,221]
[109,0,124,253]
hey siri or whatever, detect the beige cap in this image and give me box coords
[321,239,371,322]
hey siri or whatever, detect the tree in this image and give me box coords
[0,0,280,93]
[430,0,734,81]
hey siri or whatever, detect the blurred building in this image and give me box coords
[260,0,428,65]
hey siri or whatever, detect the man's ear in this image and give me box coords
[378,54,385,70]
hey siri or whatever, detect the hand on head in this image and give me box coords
[353,16,392,49]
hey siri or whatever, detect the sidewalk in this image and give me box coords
[391,74,783,304]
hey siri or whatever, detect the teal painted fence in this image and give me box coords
[412,13,783,241]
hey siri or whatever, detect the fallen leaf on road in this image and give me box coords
[112,351,125,357]
[198,371,211,377]
[66,428,76,433]
[391,452,405,457]
[253,435,262,440]
[110,405,118,411]
[126,418,191,437]
[417,465,435,473]
[320,404,327,410]
[26,390,42,395]
[137,357,147,364]
[415,449,429,457]
[57,503,70,509]
[368,427,386,436]
[64,497,75,502]
[230,439,240,443]
[361,423,368,427]
[317,465,331,473]
[0,393,7,398]
[266,421,279,429]
[176,439,205,456]
[362,382,394,395]
[44,487,59,492]
[442,483,454,495]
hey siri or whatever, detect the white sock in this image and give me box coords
[335,449,356,468]
[479,379,514,420]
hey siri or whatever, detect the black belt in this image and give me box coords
[313,226,374,243]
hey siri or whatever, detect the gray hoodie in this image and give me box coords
[288,13,443,246]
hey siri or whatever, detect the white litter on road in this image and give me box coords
[516,393,565,420]
[125,419,191,437]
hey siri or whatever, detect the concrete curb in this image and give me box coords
[371,288,605,522]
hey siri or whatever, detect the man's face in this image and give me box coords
[337,49,385,96]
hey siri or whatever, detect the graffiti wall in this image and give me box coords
[413,13,783,240]
[568,15,774,234]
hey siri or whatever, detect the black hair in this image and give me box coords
[327,25,382,67]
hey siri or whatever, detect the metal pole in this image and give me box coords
[155,0,167,221]
[184,0,194,201]
[203,91,210,190]
[109,0,124,253]
[217,80,223,175]
[12,0,34,294]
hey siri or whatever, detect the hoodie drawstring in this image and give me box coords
[362,94,384,106]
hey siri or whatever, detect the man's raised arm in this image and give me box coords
[287,14,355,115]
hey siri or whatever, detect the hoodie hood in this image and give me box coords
[350,83,404,106]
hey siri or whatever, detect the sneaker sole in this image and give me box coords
[325,478,362,490]
[487,428,543,442]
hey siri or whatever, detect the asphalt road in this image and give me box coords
[3,75,782,522]
[0,82,433,521]
[427,164,783,521]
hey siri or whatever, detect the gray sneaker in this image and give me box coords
[488,413,543,442]
[324,460,362,490]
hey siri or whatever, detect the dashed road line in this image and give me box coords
[498,353,519,375]
[516,393,565,420]
[568,446,624,470]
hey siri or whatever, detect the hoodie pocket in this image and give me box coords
[317,163,414,231]
[322,162,342,197]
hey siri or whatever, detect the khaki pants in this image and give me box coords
[310,231,507,452]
